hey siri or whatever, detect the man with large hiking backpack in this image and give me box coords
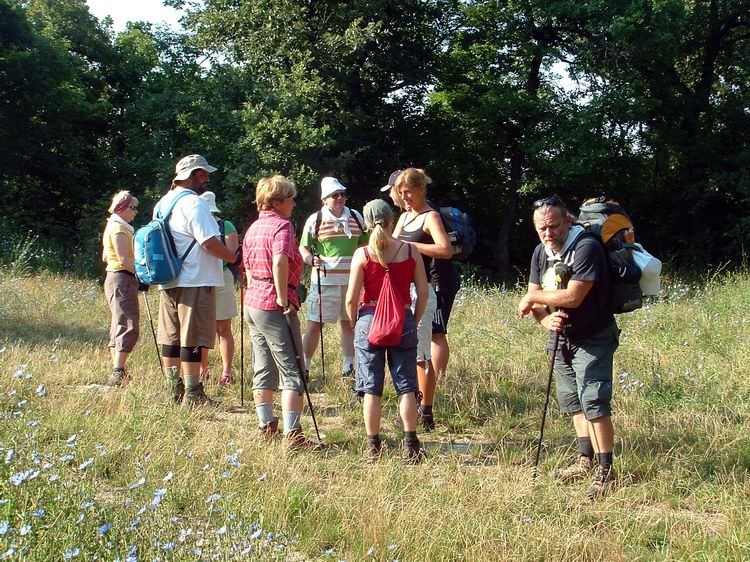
[155,154,239,408]
[299,177,368,380]
[517,197,620,499]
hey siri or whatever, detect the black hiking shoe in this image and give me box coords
[401,438,426,465]
[587,465,617,500]
[417,407,435,431]
[181,383,218,409]
[106,368,129,387]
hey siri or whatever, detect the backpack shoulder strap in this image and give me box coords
[314,210,322,240]
[158,190,194,220]
[350,209,364,233]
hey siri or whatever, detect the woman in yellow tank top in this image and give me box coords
[101,190,140,386]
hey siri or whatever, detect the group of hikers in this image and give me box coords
[102,154,620,499]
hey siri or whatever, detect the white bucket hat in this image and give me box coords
[200,191,220,213]
[174,154,217,181]
[321,177,347,200]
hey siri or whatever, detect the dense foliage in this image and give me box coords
[1,0,749,278]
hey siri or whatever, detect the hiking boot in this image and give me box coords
[181,383,218,409]
[106,368,128,387]
[417,407,435,432]
[166,367,184,404]
[401,438,426,465]
[283,428,324,452]
[552,456,594,483]
[364,440,383,464]
[259,418,280,440]
[587,465,617,500]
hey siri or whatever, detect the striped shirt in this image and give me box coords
[299,208,368,286]
[243,211,303,311]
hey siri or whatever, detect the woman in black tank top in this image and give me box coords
[392,168,452,430]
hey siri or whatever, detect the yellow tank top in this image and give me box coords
[103,220,134,272]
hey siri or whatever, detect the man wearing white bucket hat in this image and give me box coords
[299,177,368,380]
[155,155,239,408]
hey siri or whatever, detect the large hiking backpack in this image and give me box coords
[576,196,647,314]
[427,201,476,261]
[133,191,197,285]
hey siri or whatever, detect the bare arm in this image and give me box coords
[112,232,134,272]
[225,230,239,255]
[202,236,237,263]
[345,248,367,328]
[272,253,290,311]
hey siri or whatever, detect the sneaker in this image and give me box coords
[259,418,280,439]
[587,465,617,499]
[284,428,324,452]
[106,368,128,387]
[552,456,594,483]
[401,438,426,465]
[181,383,218,409]
[364,440,383,464]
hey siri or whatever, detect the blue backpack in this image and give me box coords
[133,191,197,285]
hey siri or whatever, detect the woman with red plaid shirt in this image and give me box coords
[243,175,321,451]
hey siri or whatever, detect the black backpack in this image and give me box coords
[576,197,642,314]
[426,200,476,261]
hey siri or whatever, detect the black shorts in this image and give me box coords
[431,260,460,335]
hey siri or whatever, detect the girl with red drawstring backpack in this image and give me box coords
[345,199,429,464]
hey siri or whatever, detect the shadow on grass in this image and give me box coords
[0,320,106,347]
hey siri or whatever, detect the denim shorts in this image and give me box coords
[554,321,620,420]
[354,308,418,397]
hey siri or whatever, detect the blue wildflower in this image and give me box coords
[0,521,9,535]
[4,449,13,464]
[216,526,227,535]
[205,493,221,504]
[78,458,94,470]
[161,543,175,551]
[63,547,80,559]
[163,472,173,482]
[98,523,112,536]
[128,477,146,490]
[249,528,262,540]
[32,509,45,517]
[36,385,46,398]
[80,501,95,510]
[59,454,74,462]
[19,524,31,536]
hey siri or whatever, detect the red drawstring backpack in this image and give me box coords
[366,244,410,347]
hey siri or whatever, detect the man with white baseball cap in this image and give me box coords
[299,177,368,380]
[155,154,238,408]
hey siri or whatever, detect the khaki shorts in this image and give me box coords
[157,286,217,348]
[215,268,238,321]
[305,284,348,323]
[411,283,437,362]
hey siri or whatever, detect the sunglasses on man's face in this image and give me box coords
[533,197,564,209]
[329,192,346,199]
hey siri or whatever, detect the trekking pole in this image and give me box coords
[284,311,322,442]
[312,247,327,382]
[239,267,245,407]
[141,290,164,378]
[533,261,571,480]
[533,331,559,479]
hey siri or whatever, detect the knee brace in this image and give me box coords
[180,346,202,363]
[162,344,180,358]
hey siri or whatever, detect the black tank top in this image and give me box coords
[397,210,434,281]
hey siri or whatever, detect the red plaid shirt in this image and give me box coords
[243,211,303,311]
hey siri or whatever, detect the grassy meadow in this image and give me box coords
[1,262,750,561]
